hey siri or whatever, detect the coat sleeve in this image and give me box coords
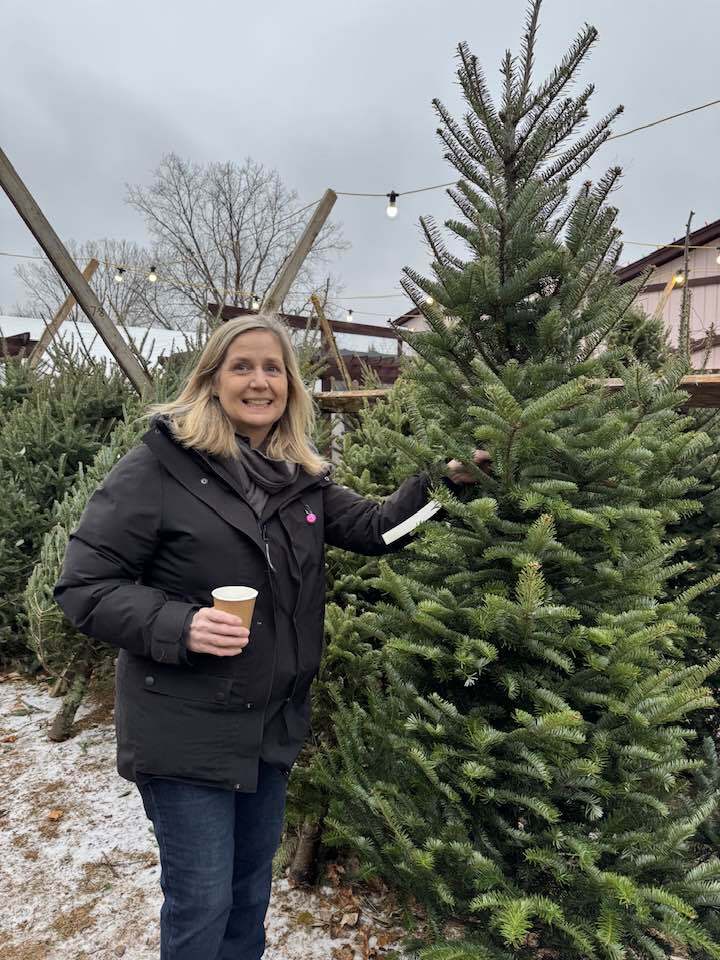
[53,444,197,665]
[322,472,436,555]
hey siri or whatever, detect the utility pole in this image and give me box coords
[29,258,99,368]
[261,190,337,316]
[0,145,152,395]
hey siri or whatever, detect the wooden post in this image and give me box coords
[678,210,695,361]
[29,258,100,368]
[311,293,352,390]
[261,190,337,316]
[0,146,152,396]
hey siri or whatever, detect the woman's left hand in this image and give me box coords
[446,449,492,485]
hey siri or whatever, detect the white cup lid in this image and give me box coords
[211,586,258,602]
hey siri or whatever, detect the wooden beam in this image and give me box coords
[311,294,352,390]
[314,375,720,412]
[600,375,720,407]
[29,258,99,368]
[0,145,153,396]
[212,303,402,339]
[314,388,391,411]
[260,189,337,315]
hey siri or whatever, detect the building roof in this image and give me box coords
[614,217,720,282]
[392,307,421,328]
[0,315,189,365]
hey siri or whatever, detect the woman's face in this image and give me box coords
[214,330,289,447]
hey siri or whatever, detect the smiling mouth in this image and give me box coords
[242,399,273,406]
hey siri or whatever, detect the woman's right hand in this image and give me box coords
[187,607,250,657]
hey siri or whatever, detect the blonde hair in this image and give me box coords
[148,315,326,474]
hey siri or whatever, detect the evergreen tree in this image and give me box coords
[25,401,145,736]
[605,305,669,375]
[283,378,418,879]
[312,5,720,957]
[0,356,38,415]
[326,377,418,607]
[0,357,129,668]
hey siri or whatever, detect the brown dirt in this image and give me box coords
[38,819,61,840]
[80,850,157,893]
[0,941,56,960]
[50,898,100,938]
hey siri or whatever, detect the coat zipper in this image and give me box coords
[261,522,276,572]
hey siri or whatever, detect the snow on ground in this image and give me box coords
[0,673,411,960]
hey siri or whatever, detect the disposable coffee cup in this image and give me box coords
[211,586,258,625]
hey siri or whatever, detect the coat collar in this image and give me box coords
[141,424,328,545]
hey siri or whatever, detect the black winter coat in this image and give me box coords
[54,421,433,792]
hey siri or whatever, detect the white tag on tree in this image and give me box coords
[381,499,442,545]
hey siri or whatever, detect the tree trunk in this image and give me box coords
[49,675,70,698]
[288,816,322,886]
[48,657,93,742]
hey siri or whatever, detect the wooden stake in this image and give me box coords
[261,190,337,315]
[0,146,152,395]
[311,293,352,390]
[29,258,99,368]
[678,210,695,361]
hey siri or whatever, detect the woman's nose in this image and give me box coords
[249,368,269,388]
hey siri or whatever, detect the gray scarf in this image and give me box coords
[221,434,298,518]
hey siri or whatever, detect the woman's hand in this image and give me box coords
[187,607,250,657]
[446,449,492,485]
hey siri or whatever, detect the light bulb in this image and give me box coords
[114,267,125,283]
[716,248,720,266]
[251,294,260,311]
[425,295,434,305]
[346,309,354,322]
[147,266,158,283]
[673,270,686,286]
[386,191,398,219]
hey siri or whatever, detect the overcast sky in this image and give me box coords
[2,0,719,326]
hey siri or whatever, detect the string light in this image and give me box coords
[113,267,125,283]
[425,295,434,305]
[147,266,158,283]
[716,248,720,266]
[251,294,261,311]
[346,309,354,322]
[673,270,686,286]
[386,191,398,219]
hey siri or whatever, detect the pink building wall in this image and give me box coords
[633,245,720,368]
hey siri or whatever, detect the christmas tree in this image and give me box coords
[283,377,420,879]
[313,5,720,957]
[326,377,419,608]
[0,356,37,415]
[0,355,129,668]
[25,401,144,737]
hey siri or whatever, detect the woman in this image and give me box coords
[54,315,487,960]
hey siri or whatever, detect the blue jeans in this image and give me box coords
[137,761,288,960]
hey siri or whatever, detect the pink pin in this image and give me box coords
[306,512,317,524]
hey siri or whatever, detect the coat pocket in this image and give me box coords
[131,669,257,781]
